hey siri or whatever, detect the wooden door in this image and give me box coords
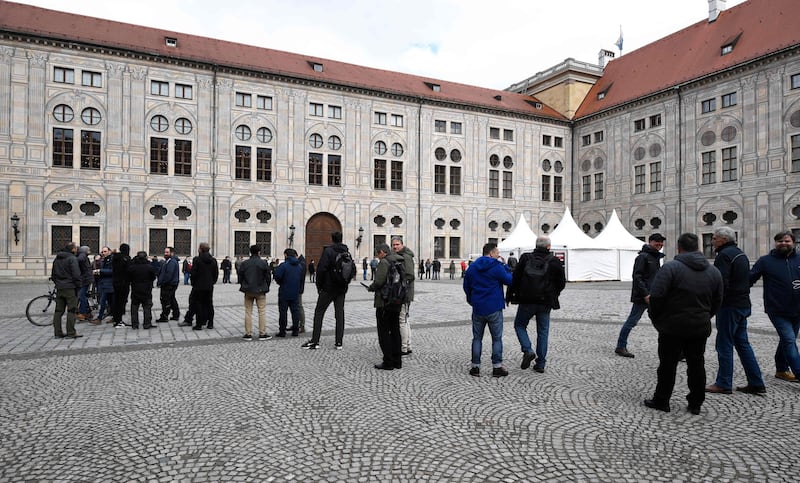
[305,213,342,268]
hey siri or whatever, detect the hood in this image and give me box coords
[284,256,301,266]
[78,246,90,255]
[119,243,130,256]
[398,246,415,258]
[385,252,404,263]
[197,251,215,264]
[331,243,349,254]
[56,250,74,260]
[471,255,499,272]
[640,244,665,259]
[675,252,711,271]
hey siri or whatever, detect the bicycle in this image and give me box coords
[26,280,101,327]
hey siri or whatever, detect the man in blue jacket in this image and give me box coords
[749,231,800,383]
[463,243,513,377]
[274,248,304,337]
[156,246,180,323]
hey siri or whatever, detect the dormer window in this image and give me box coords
[720,32,742,56]
[721,44,733,55]
[597,82,613,100]
[425,82,441,92]
[165,37,177,48]
[309,62,323,72]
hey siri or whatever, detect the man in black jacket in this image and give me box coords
[238,244,271,340]
[190,242,219,330]
[302,231,350,350]
[51,242,82,339]
[128,251,157,329]
[111,243,131,328]
[615,233,665,358]
[645,233,723,415]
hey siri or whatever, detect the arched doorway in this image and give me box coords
[305,213,342,268]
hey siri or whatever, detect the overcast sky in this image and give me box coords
[14,0,746,90]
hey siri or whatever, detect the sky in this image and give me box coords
[13,0,746,90]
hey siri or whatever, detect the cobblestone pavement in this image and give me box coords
[1,278,798,481]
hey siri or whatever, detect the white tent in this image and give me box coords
[548,207,617,281]
[498,215,537,259]
[593,210,646,281]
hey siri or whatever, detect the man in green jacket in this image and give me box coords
[368,243,405,370]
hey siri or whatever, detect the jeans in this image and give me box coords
[714,306,764,389]
[98,289,113,320]
[471,310,504,367]
[616,303,648,350]
[513,303,551,369]
[78,285,90,314]
[769,314,800,374]
[278,297,301,335]
[653,334,707,409]
[183,272,190,285]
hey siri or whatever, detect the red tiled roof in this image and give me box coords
[576,0,800,119]
[0,1,566,121]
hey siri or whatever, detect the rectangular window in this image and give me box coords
[650,162,661,192]
[390,160,403,191]
[53,128,74,167]
[150,80,169,96]
[502,172,513,199]
[175,83,193,99]
[702,151,716,184]
[542,135,552,146]
[449,237,461,259]
[582,175,591,201]
[594,173,604,200]
[554,137,563,148]
[553,176,563,202]
[489,127,500,139]
[650,114,662,127]
[328,105,342,119]
[175,139,192,176]
[149,228,167,256]
[634,165,645,194]
[80,130,101,170]
[81,71,102,88]
[722,147,737,181]
[582,134,591,146]
[256,231,272,257]
[257,95,273,110]
[235,92,252,108]
[722,92,737,108]
[235,145,251,180]
[80,226,100,255]
[328,155,342,186]
[150,137,168,174]
[54,67,74,84]
[234,231,250,258]
[433,236,445,259]
[256,147,272,181]
[702,233,714,258]
[51,226,72,254]
[449,166,461,195]
[451,122,462,135]
[541,175,551,201]
[701,98,716,113]
[503,129,514,141]
[792,74,800,90]
[174,229,192,257]
[634,119,645,131]
[792,134,800,172]
[434,165,446,194]
[308,153,323,185]
[309,102,324,117]
[374,159,387,190]
[489,170,499,198]
[375,112,387,125]
[594,131,604,143]
[391,114,404,127]
[435,120,446,133]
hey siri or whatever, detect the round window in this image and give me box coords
[150,115,168,132]
[434,147,447,161]
[175,118,192,135]
[374,141,387,155]
[236,125,252,141]
[309,133,323,149]
[391,143,404,157]
[554,160,564,173]
[503,156,513,169]
[450,149,462,162]
[542,159,551,171]
[53,104,74,123]
[257,127,273,143]
[81,107,102,125]
[329,135,342,150]
[490,154,500,167]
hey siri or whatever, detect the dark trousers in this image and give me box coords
[311,290,345,345]
[191,288,214,328]
[653,333,708,409]
[53,287,78,337]
[130,292,153,328]
[222,269,231,283]
[111,283,129,323]
[158,284,179,320]
[376,305,402,368]
[278,297,301,335]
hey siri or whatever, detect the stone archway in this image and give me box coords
[305,212,342,267]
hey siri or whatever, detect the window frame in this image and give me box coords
[503,129,514,142]
[649,162,661,192]
[80,130,101,170]
[328,105,342,119]
[81,71,102,88]
[721,146,737,182]
[582,175,591,202]
[375,112,387,125]
[175,83,193,100]
[701,151,716,185]
[374,159,387,190]
[489,170,499,198]
[634,119,645,132]
[634,165,645,194]
[434,120,446,133]
[150,80,169,96]
[174,139,192,176]
[54,67,74,84]
[721,92,738,108]
[649,114,662,128]
[390,114,404,127]
[451,122,462,135]
[581,134,591,146]
[701,98,716,114]
[53,127,74,168]
[235,92,252,108]
[390,160,403,191]
[257,95,273,110]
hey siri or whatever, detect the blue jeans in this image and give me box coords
[769,314,800,374]
[98,289,113,320]
[471,310,504,367]
[78,285,89,314]
[714,306,764,389]
[616,303,647,350]
[513,304,551,369]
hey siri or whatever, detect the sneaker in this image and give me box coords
[492,367,509,378]
[242,334,253,340]
[89,319,102,325]
[615,348,635,358]
[735,385,766,395]
[521,352,535,369]
[301,340,319,350]
[532,366,545,373]
[775,371,797,382]
[275,332,287,338]
[469,367,480,377]
[114,322,125,328]
[704,384,732,394]
[335,343,343,350]
[259,333,272,340]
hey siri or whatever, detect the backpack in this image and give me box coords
[331,250,356,285]
[522,254,553,302]
[381,260,409,305]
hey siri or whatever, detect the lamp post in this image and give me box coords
[288,224,295,248]
[10,213,20,245]
[356,226,363,250]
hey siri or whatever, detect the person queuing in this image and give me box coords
[367,243,404,370]
[127,251,157,330]
[190,242,219,330]
[156,246,181,323]
[302,231,351,350]
[92,246,114,324]
[111,243,131,328]
[50,242,82,339]
[391,237,416,356]
[238,244,272,340]
[274,248,304,337]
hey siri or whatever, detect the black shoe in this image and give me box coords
[401,349,413,356]
[179,321,192,327]
[374,363,394,370]
[532,366,545,373]
[469,367,480,377]
[615,348,635,358]
[643,399,670,412]
[143,324,153,329]
[492,367,509,378]
[242,334,253,340]
[155,318,169,323]
[206,324,213,329]
[259,333,272,340]
[169,317,180,321]
[301,340,319,349]
[521,352,535,369]
[291,332,299,337]
[54,334,65,339]
[275,332,287,338]
[687,406,701,415]
[131,325,139,330]
[736,385,767,395]
[192,325,202,330]
[65,334,83,339]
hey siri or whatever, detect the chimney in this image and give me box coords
[598,49,615,68]
[708,0,727,22]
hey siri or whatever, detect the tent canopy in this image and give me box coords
[498,214,538,253]
[594,210,646,250]
[548,207,600,249]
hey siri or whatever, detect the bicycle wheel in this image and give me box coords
[26,295,55,327]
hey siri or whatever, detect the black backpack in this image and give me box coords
[331,250,356,285]
[523,254,553,301]
[381,260,409,305]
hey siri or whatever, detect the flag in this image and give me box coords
[615,26,623,51]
